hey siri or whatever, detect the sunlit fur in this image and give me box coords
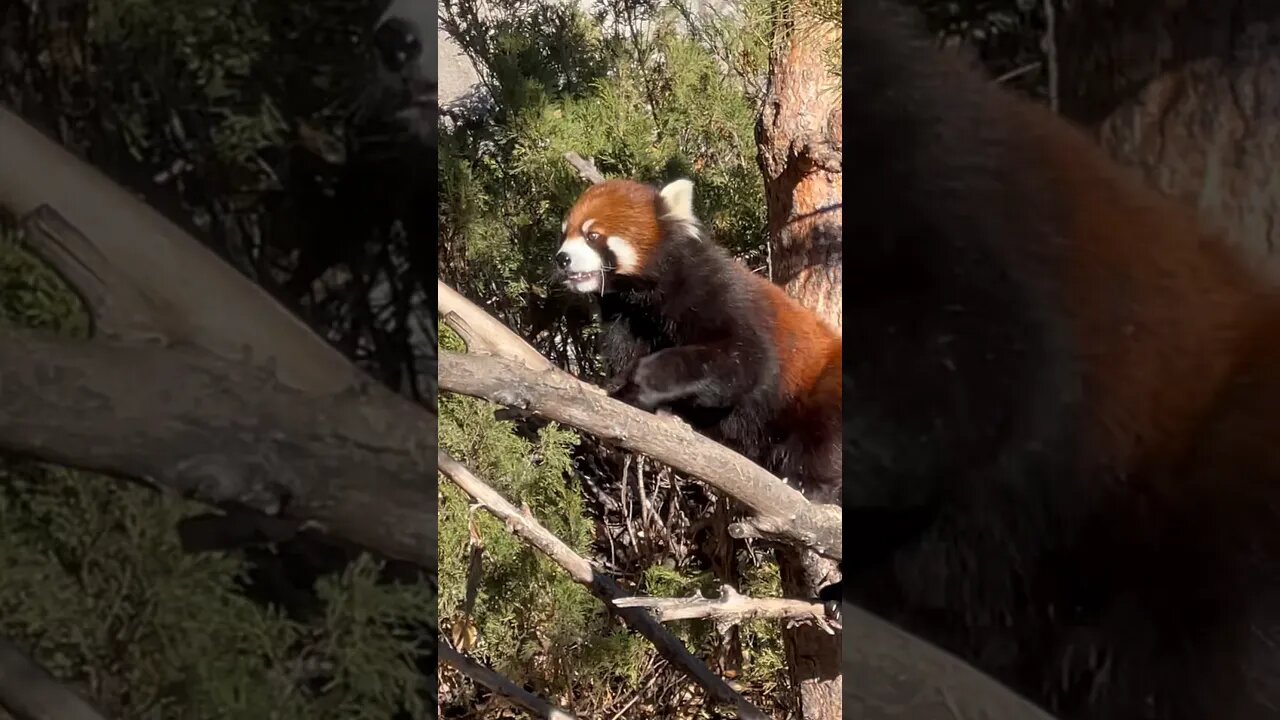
[846,3,1280,719]
[556,178,842,507]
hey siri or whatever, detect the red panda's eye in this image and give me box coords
[587,231,602,243]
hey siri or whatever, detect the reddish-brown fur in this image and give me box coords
[559,178,843,509]
[563,180,662,263]
[754,276,842,406]
[1023,100,1262,476]
[845,3,1280,716]
[1014,98,1280,553]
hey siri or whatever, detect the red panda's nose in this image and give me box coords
[555,251,571,269]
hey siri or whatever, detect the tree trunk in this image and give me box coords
[1057,0,1280,279]
[756,7,842,717]
[758,23,842,331]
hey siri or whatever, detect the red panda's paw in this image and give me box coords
[609,379,660,412]
[603,373,633,396]
[625,351,687,410]
[610,349,696,411]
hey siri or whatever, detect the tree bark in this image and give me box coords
[755,5,843,717]
[0,105,437,572]
[0,326,436,570]
[441,270,1064,719]
[757,13,842,332]
[0,105,362,394]
[1057,0,1280,279]
[438,349,842,560]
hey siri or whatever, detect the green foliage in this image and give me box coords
[309,557,437,720]
[0,458,434,719]
[0,232,89,337]
[4,0,437,714]
[439,0,769,306]
[0,459,309,719]
[89,0,286,168]
[638,551,786,688]
[437,329,648,697]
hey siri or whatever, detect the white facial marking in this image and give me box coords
[561,220,567,233]
[557,236,604,293]
[557,236,602,272]
[606,236,639,274]
[582,218,596,234]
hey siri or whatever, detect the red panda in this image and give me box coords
[844,2,1280,719]
[554,178,843,498]
[553,176,843,597]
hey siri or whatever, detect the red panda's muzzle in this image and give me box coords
[555,236,609,293]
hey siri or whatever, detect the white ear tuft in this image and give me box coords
[658,178,696,223]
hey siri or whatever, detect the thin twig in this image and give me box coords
[439,642,578,719]
[995,62,1042,85]
[564,152,606,184]
[1044,0,1060,113]
[613,584,838,632]
[438,451,770,720]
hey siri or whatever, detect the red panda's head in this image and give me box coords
[555,178,697,293]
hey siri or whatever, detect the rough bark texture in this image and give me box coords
[0,106,364,394]
[0,327,437,570]
[755,10,842,718]
[1058,0,1280,279]
[441,279,1063,720]
[0,105,437,574]
[757,20,842,332]
[438,350,843,561]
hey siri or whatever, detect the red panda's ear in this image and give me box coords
[659,179,696,225]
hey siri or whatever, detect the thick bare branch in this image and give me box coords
[0,636,107,720]
[0,109,437,573]
[433,151,1057,719]
[0,327,436,570]
[843,603,1058,720]
[21,206,169,345]
[439,642,577,720]
[438,350,841,560]
[438,280,554,372]
[438,452,768,720]
[614,585,837,630]
[546,147,1054,719]
[0,106,363,394]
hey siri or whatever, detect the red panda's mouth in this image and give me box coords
[562,270,604,293]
